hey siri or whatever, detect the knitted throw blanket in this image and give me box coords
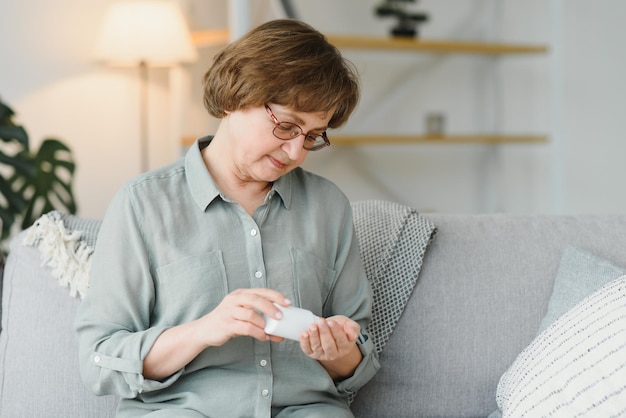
[22,211,94,299]
[351,200,437,354]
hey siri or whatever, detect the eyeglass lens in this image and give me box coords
[266,105,329,151]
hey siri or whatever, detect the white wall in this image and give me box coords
[558,1,626,213]
[1,0,625,219]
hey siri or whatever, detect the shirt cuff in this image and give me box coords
[336,331,380,395]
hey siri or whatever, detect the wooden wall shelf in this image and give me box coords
[190,29,547,55]
[332,134,547,145]
[187,30,547,146]
[326,35,547,55]
[181,134,547,148]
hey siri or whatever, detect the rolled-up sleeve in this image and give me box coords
[337,331,380,395]
[75,186,182,398]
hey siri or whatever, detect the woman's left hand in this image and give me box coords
[300,315,360,362]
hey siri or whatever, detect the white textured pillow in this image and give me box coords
[495,275,626,417]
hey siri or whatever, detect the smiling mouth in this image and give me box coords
[268,155,289,169]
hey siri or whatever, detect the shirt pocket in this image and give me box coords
[155,251,228,323]
[291,248,336,316]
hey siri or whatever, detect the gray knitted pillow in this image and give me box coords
[57,211,102,249]
[351,200,437,354]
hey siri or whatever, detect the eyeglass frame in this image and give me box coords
[264,104,331,151]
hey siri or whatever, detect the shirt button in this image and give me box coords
[94,355,101,363]
[260,359,268,367]
[261,389,270,397]
[255,271,263,279]
[250,229,258,236]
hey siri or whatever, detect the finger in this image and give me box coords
[299,328,311,353]
[231,306,266,330]
[303,322,322,354]
[229,290,289,320]
[328,315,360,341]
[343,322,360,342]
[316,319,339,354]
[231,307,289,343]
[327,320,349,346]
[238,288,291,306]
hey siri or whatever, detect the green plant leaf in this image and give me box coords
[0,125,29,148]
[0,177,24,241]
[0,151,34,175]
[0,97,77,253]
[16,139,77,230]
[0,99,30,241]
[0,100,16,121]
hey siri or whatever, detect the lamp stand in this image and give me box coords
[139,60,149,172]
[95,1,198,173]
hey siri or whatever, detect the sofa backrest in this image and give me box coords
[3,209,626,418]
[350,213,626,417]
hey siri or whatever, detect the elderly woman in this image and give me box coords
[76,19,380,417]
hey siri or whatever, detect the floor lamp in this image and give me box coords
[94,0,197,172]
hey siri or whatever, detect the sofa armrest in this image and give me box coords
[0,229,117,417]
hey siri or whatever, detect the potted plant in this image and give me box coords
[0,97,77,257]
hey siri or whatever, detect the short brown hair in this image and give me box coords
[203,19,359,129]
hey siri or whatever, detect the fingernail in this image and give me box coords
[275,311,283,319]
[284,298,292,305]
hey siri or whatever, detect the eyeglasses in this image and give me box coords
[265,104,331,151]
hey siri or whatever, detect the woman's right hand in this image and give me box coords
[196,288,291,347]
[143,288,289,380]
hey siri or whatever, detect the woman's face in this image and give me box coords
[224,104,333,183]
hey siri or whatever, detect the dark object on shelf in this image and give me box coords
[279,0,298,19]
[375,0,429,38]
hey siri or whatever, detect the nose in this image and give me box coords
[281,134,307,160]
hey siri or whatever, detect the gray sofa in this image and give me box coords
[2,200,626,418]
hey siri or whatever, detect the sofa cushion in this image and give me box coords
[537,245,626,334]
[489,246,626,418]
[494,275,626,417]
[0,214,116,418]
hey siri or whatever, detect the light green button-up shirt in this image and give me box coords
[75,137,380,417]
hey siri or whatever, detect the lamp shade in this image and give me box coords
[94,0,198,66]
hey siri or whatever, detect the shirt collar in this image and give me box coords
[271,170,292,210]
[185,135,293,211]
[185,136,220,211]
